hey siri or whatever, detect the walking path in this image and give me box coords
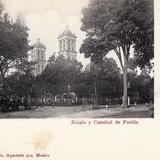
[57,105,151,118]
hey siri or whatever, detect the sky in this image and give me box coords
[2,0,154,73]
[3,0,92,66]
[2,0,122,68]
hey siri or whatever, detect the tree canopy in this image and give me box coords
[80,0,153,67]
[0,1,30,94]
[74,58,122,104]
[34,55,83,98]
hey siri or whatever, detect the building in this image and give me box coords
[31,38,46,76]
[58,26,77,60]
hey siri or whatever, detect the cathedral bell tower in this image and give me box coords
[58,26,77,60]
[31,38,46,76]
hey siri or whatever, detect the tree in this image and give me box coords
[6,60,35,98]
[80,0,153,107]
[129,72,153,103]
[0,2,30,94]
[34,55,83,103]
[74,58,122,105]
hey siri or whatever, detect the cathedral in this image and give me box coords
[31,26,77,76]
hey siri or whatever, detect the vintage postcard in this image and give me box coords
[0,0,159,159]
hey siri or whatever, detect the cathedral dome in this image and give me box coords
[58,26,76,38]
[34,38,46,49]
[63,26,72,35]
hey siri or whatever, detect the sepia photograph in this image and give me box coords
[0,0,154,118]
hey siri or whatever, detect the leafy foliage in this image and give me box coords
[80,0,153,67]
[129,73,153,103]
[6,60,35,97]
[74,58,122,104]
[0,2,30,94]
[34,55,83,97]
[80,0,153,107]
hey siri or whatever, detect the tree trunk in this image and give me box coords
[123,56,128,108]
[0,71,6,95]
[94,81,98,108]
